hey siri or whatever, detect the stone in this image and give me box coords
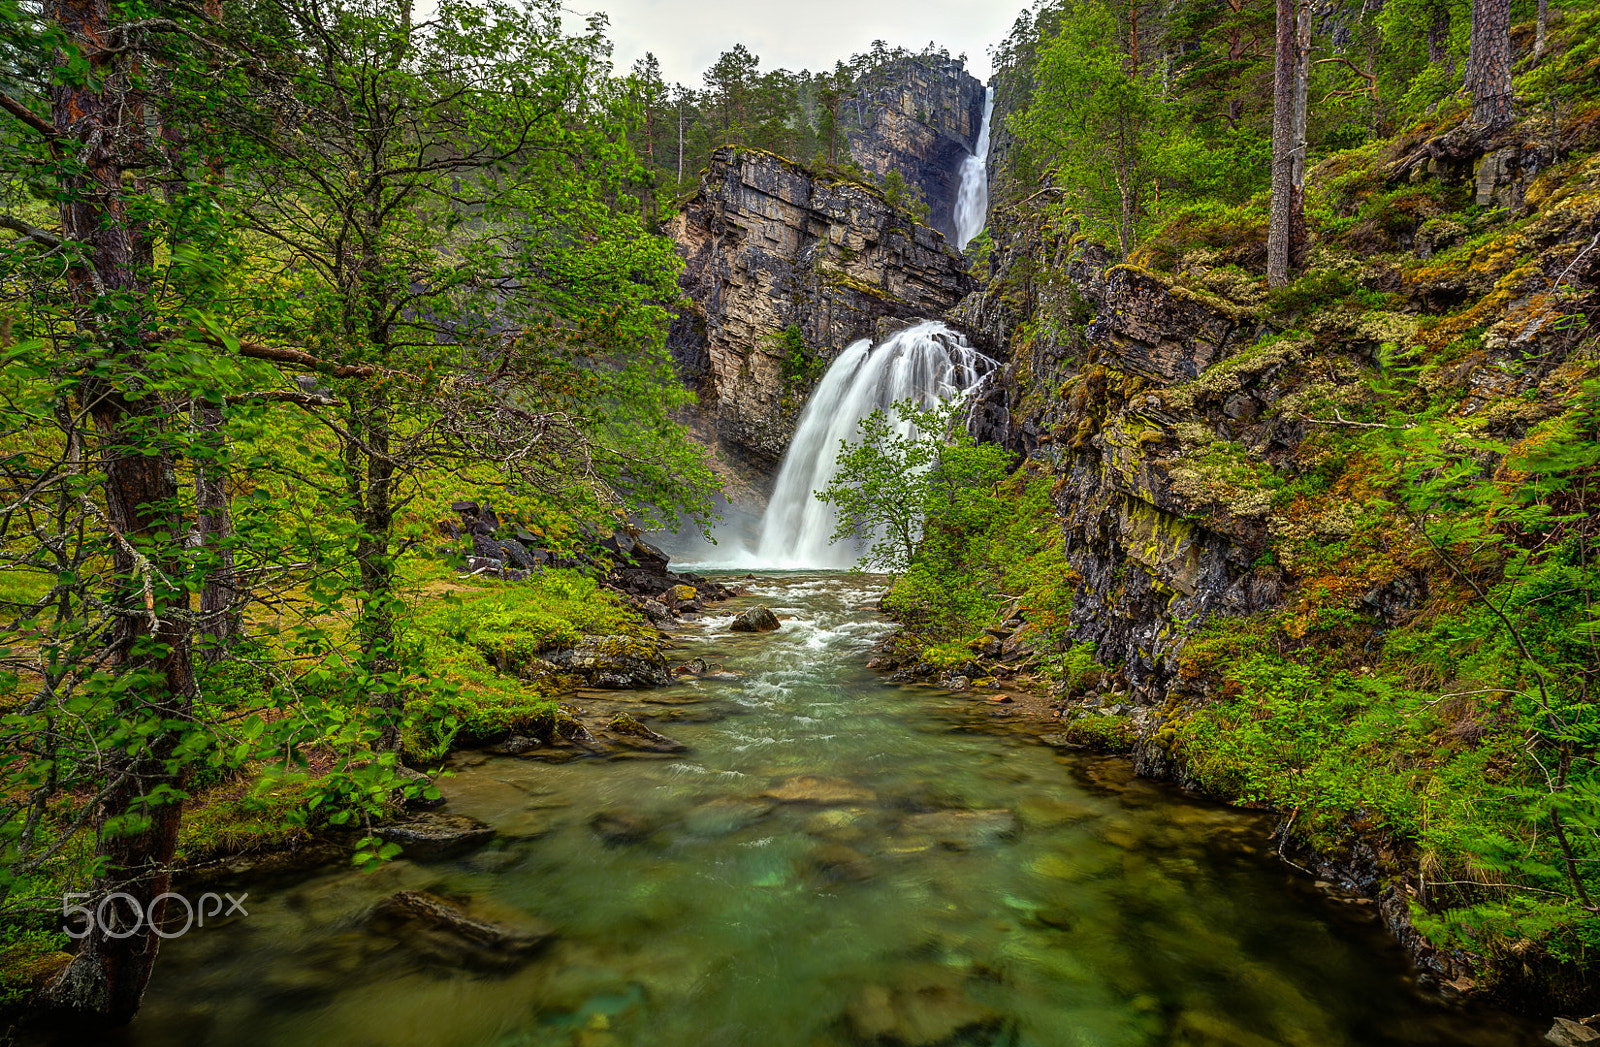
[664,584,698,603]
[376,812,495,860]
[483,735,540,756]
[898,809,1018,850]
[1015,795,1098,829]
[844,967,1002,1046]
[729,605,781,633]
[603,713,687,753]
[1548,1018,1600,1046]
[947,676,970,691]
[761,775,877,805]
[370,890,552,971]
[639,598,675,625]
[549,635,671,688]
[673,657,709,676]
[684,799,773,836]
[803,842,875,882]
[591,809,655,844]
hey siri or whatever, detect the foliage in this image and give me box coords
[817,399,1013,579]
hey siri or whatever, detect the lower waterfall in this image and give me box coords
[747,320,994,570]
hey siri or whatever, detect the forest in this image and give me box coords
[0,0,1597,1038]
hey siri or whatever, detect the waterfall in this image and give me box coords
[951,90,994,252]
[746,321,994,570]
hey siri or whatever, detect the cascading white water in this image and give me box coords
[951,90,994,252]
[749,321,994,570]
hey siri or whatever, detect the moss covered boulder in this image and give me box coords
[549,635,671,688]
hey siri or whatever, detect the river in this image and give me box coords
[108,573,1539,1047]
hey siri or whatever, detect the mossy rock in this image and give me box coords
[549,635,671,689]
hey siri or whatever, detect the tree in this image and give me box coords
[817,400,1011,577]
[213,0,714,759]
[1016,0,1169,259]
[703,44,759,139]
[1266,0,1308,287]
[1464,0,1514,128]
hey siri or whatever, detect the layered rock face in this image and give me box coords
[840,56,986,241]
[956,124,1600,706]
[668,147,976,476]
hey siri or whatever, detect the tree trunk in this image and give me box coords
[1466,0,1514,129]
[1535,0,1548,61]
[41,0,196,1021]
[1427,2,1451,68]
[193,400,240,663]
[1289,0,1311,270]
[1267,0,1297,287]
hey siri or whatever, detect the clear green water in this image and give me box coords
[111,573,1538,1047]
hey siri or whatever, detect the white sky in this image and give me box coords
[563,0,1025,87]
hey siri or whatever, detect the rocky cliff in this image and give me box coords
[839,56,986,242]
[940,108,1600,1006]
[668,146,976,483]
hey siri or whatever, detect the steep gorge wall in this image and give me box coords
[840,56,986,242]
[668,147,976,487]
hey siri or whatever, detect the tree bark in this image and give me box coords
[193,400,240,663]
[1535,0,1548,61]
[1289,0,1311,270]
[1427,1,1451,68]
[1267,0,1298,287]
[1466,0,1514,129]
[41,0,196,1022]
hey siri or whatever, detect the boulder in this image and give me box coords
[483,734,541,756]
[730,605,781,633]
[591,809,656,844]
[844,967,1002,1046]
[604,713,688,753]
[762,776,877,805]
[376,812,495,860]
[1548,1018,1600,1046]
[549,635,671,688]
[370,890,552,970]
[897,809,1018,850]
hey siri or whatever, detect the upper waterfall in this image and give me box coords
[951,91,994,252]
[746,321,994,570]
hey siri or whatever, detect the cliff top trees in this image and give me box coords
[1016,0,1170,259]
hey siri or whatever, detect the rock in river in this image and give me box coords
[730,605,781,633]
[845,966,1003,1046]
[762,775,877,805]
[604,713,688,753]
[549,635,670,688]
[370,890,552,971]
[376,812,495,860]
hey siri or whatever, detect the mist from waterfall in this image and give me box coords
[952,90,994,252]
[731,321,993,570]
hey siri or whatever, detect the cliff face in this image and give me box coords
[840,56,986,242]
[668,147,976,479]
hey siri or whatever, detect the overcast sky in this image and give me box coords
[563,0,1025,87]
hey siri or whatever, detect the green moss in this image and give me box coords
[1060,715,1136,753]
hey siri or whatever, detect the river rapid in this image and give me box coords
[109,573,1539,1047]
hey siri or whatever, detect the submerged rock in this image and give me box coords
[897,809,1018,850]
[550,635,671,688]
[375,812,495,860]
[844,967,1003,1046]
[591,809,656,844]
[729,605,781,633]
[762,775,877,805]
[370,890,552,970]
[684,798,773,836]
